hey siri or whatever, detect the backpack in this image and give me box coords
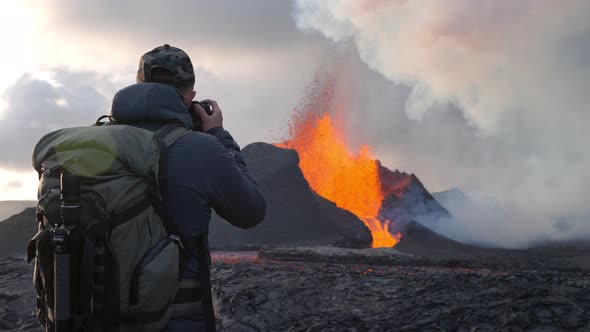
[28,119,190,331]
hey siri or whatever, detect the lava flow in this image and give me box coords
[278,110,401,248]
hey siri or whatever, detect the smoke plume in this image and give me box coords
[294,0,590,247]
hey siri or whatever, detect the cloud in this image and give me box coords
[0,69,113,170]
[0,0,343,145]
[0,0,341,171]
[13,0,330,78]
[45,0,305,51]
[6,180,23,189]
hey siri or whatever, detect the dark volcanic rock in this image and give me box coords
[209,143,454,248]
[378,164,452,231]
[3,251,590,331]
[1,144,452,253]
[258,246,416,266]
[257,220,477,266]
[209,143,371,249]
[0,257,39,331]
[0,201,36,223]
[260,220,590,272]
[395,220,475,259]
[0,208,36,257]
[210,252,590,332]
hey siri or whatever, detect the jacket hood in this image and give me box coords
[110,83,192,129]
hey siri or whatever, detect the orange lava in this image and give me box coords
[278,112,401,248]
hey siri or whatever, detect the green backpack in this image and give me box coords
[28,120,190,331]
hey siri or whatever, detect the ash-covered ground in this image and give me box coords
[2,245,589,332]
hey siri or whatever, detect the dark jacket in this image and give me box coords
[111,83,266,275]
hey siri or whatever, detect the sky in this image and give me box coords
[0,0,589,247]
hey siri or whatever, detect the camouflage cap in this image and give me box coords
[136,44,195,87]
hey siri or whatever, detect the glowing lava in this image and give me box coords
[278,112,401,248]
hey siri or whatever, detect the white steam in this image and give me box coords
[295,0,590,247]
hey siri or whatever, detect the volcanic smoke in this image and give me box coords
[277,77,401,248]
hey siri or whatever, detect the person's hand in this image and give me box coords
[194,99,223,132]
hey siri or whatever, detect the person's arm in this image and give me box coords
[194,100,266,228]
[206,126,257,184]
[205,137,266,228]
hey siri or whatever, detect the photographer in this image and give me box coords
[129,44,266,331]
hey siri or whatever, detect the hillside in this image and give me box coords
[0,201,36,223]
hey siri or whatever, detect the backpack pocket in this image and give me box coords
[129,236,178,307]
[125,234,179,331]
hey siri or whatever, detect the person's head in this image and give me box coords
[136,44,196,106]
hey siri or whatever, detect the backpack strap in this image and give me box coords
[94,115,114,126]
[157,124,192,149]
[152,124,191,251]
[196,234,216,332]
[156,125,216,331]
[156,124,191,203]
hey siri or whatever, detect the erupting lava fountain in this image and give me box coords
[276,76,401,248]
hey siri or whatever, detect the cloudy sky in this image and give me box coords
[1,0,589,247]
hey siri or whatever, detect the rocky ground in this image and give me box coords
[2,248,589,332]
[0,257,38,331]
[212,250,590,332]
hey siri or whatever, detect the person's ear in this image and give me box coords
[184,90,197,107]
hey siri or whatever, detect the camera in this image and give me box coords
[188,101,213,132]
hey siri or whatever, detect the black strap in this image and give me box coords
[172,287,203,304]
[196,234,216,332]
[117,299,172,325]
[152,125,185,243]
[94,115,114,126]
[156,124,180,203]
[83,196,152,237]
[108,198,152,228]
[78,238,96,314]
[100,237,119,331]
[92,239,105,317]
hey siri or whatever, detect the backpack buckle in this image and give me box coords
[169,234,189,256]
